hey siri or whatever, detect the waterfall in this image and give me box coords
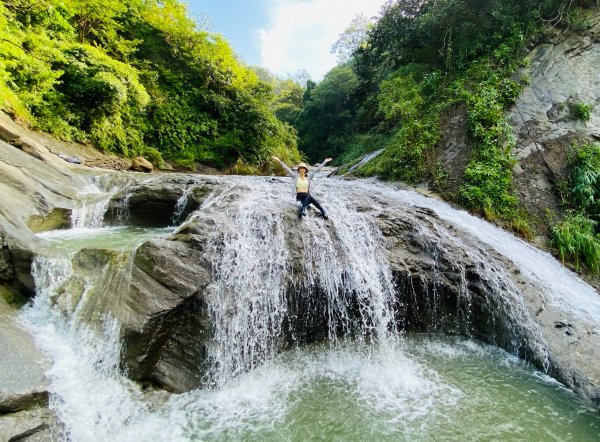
[71,174,136,229]
[361,180,600,324]
[201,177,398,385]
[171,180,198,226]
[203,189,291,385]
[21,226,176,441]
[296,185,397,341]
[13,174,600,440]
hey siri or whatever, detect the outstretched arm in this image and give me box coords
[309,157,332,179]
[272,156,296,177]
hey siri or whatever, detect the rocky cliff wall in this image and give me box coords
[507,11,600,229]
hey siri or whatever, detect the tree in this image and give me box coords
[331,13,373,63]
[296,63,358,162]
[67,0,126,43]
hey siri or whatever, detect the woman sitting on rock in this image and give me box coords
[272,156,332,219]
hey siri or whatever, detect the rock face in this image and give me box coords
[507,13,600,225]
[0,407,59,442]
[0,294,50,413]
[0,291,56,441]
[0,115,94,293]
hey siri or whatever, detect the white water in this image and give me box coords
[199,177,397,385]
[359,179,600,324]
[17,174,600,440]
[71,174,137,228]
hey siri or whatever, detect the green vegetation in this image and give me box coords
[0,0,300,170]
[570,101,593,121]
[551,143,600,273]
[293,0,583,228]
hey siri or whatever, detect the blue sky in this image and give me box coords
[188,0,267,67]
[187,0,388,81]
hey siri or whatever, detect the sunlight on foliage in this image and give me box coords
[0,0,300,169]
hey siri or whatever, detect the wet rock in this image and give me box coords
[27,208,70,233]
[53,239,213,393]
[0,296,50,414]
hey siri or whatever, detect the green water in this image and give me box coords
[168,336,600,442]
[38,226,174,253]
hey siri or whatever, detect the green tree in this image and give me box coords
[296,63,358,162]
[66,0,126,43]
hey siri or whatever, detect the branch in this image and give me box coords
[540,0,574,30]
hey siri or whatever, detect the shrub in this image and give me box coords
[226,159,261,176]
[568,142,600,217]
[551,212,600,273]
[449,51,525,220]
[570,102,593,121]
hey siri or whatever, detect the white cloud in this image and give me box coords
[259,0,387,81]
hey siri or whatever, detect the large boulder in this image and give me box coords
[51,240,213,393]
[130,157,153,173]
[0,407,59,442]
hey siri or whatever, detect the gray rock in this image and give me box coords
[50,239,213,393]
[58,154,81,164]
[0,296,50,414]
[130,156,153,173]
[0,407,59,442]
[507,14,600,224]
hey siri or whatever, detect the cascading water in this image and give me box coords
[202,186,291,384]
[364,179,600,324]
[200,177,398,386]
[71,174,137,229]
[15,174,600,441]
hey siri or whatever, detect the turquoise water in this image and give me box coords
[165,336,600,441]
[38,226,174,252]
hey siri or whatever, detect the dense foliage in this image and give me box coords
[552,143,600,274]
[0,0,301,170]
[293,0,577,221]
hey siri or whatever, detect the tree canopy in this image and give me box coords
[0,0,301,170]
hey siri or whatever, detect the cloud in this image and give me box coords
[259,0,387,81]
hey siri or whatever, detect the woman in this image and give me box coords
[272,156,332,219]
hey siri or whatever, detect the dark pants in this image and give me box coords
[296,193,326,217]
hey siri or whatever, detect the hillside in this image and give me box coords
[0,0,301,172]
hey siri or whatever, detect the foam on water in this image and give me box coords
[21,255,165,441]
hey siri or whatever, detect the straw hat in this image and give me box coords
[296,162,309,172]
